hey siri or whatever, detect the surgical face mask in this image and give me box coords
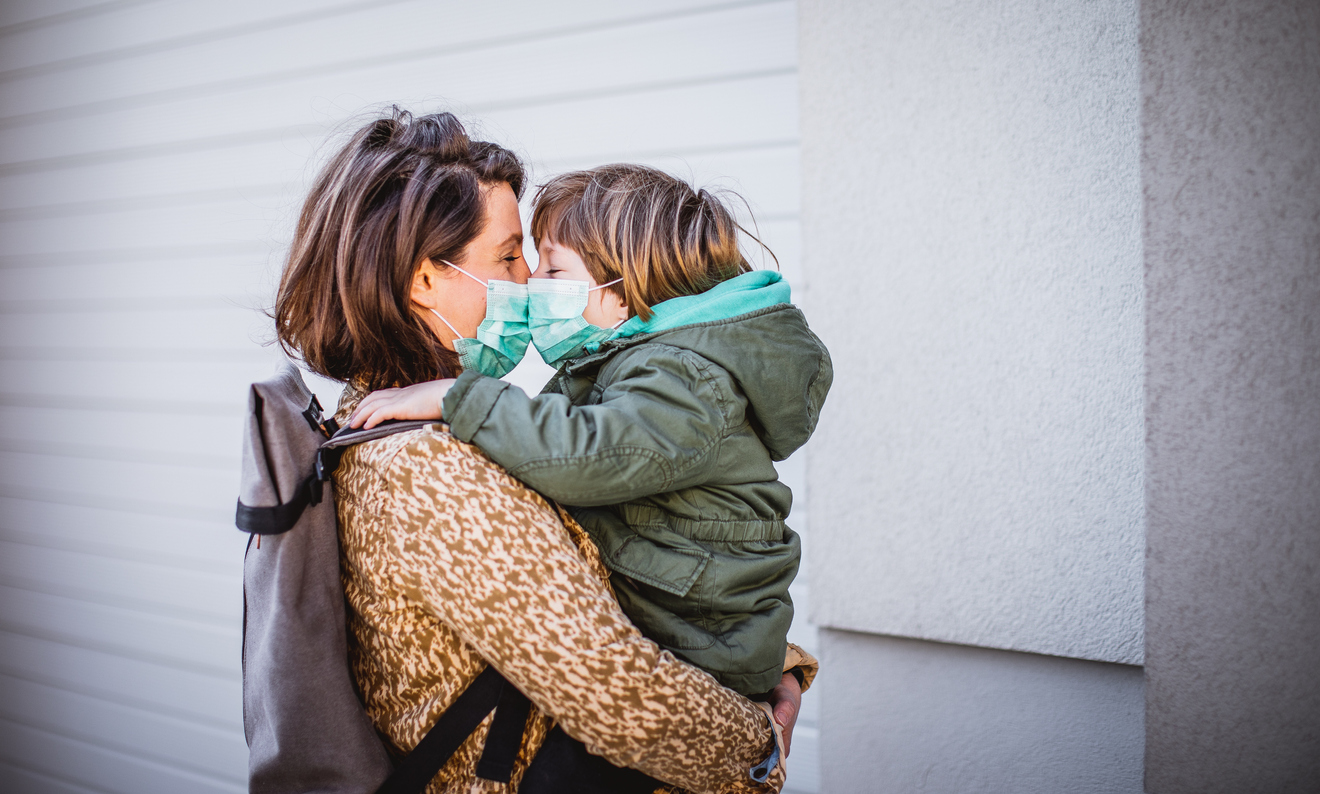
[428,261,530,379]
[526,277,624,369]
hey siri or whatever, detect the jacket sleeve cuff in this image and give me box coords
[443,370,510,442]
[750,701,788,789]
[783,642,819,693]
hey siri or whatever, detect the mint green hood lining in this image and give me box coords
[586,270,790,352]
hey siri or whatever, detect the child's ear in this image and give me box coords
[611,293,630,325]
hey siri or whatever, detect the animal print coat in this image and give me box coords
[333,416,813,794]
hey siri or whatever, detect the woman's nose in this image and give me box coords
[512,258,532,284]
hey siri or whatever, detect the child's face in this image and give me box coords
[534,238,629,328]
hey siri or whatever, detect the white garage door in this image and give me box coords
[0,2,817,791]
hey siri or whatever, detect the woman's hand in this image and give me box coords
[767,671,802,757]
[348,379,457,429]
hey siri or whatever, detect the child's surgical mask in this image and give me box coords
[526,278,624,369]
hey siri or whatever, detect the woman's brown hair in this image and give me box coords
[529,164,772,322]
[275,108,524,390]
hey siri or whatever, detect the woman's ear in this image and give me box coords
[411,258,441,310]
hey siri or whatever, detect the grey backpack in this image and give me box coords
[235,363,693,794]
[236,362,482,794]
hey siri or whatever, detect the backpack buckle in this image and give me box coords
[315,446,344,483]
[302,394,339,438]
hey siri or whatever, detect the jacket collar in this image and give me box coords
[561,303,796,378]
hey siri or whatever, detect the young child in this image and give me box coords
[352,164,832,696]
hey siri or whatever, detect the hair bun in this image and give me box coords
[364,106,471,161]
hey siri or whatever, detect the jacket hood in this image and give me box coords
[578,271,833,461]
[607,270,792,339]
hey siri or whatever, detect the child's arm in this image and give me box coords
[347,379,454,429]
[442,347,734,506]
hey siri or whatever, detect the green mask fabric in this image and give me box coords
[526,278,623,369]
[429,261,530,379]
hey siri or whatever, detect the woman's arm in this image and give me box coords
[382,430,783,793]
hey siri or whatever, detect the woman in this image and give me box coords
[274,108,811,793]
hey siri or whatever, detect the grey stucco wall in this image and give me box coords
[800,0,1144,665]
[817,629,1144,794]
[1143,2,1320,791]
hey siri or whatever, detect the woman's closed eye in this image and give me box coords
[501,254,525,277]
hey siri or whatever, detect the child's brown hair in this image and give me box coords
[530,164,771,321]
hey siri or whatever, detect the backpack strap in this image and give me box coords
[376,665,503,793]
[235,473,321,535]
[317,420,434,481]
[375,665,533,794]
[235,419,433,536]
[474,674,534,783]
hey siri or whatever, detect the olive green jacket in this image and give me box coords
[443,303,832,695]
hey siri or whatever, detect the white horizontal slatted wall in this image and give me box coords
[0,2,817,791]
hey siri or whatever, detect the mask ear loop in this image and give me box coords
[440,259,490,287]
[589,278,627,329]
[428,308,465,343]
[424,260,490,344]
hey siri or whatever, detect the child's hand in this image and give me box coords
[348,379,456,429]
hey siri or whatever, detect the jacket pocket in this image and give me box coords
[607,525,718,652]
[575,507,717,651]
[605,526,711,599]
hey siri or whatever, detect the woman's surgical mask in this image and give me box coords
[526,278,624,369]
[428,261,530,379]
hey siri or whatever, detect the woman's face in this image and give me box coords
[412,181,530,347]
[533,238,629,328]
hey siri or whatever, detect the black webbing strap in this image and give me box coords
[235,474,320,535]
[376,665,506,794]
[474,676,533,783]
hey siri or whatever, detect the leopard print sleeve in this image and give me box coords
[371,427,785,793]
